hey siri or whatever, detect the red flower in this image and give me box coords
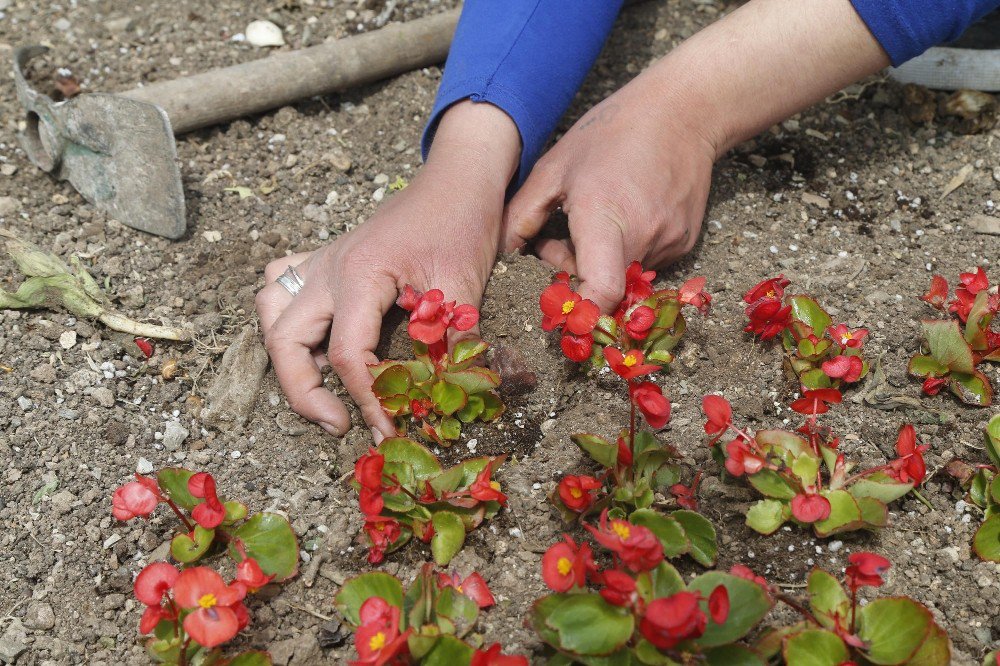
[679,276,712,314]
[630,381,671,429]
[469,462,507,505]
[598,569,637,607]
[921,377,948,396]
[135,337,155,359]
[730,564,769,590]
[188,472,226,530]
[364,516,402,564]
[827,324,868,350]
[724,439,765,477]
[616,436,633,467]
[134,561,180,607]
[236,557,274,593]
[821,355,863,383]
[744,275,791,304]
[744,298,792,340]
[396,285,479,344]
[112,477,160,521]
[410,398,431,420]
[604,347,659,380]
[670,472,702,511]
[355,449,385,491]
[623,305,656,340]
[558,475,602,513]
[790,388,843,415]
[352,597,411,666]
[622,261,656,309]
[708,585,730,624]
[585,510,663,573]
[702,395,732,441]
[920,275,949,309]
[639,592,707,649]
[359,488,385,517]
[173,567,246,649]
[540,282,600,335]
[553,271,571,284]
[845,552,891,591]
[541,536,592,592]
[471,644,529,666]
[560,331,594,362]
[437,571,495,609]
[791,493,831,523]
[888,424,928,485]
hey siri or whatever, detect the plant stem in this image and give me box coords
[628,382,637,483]
[910,488,933,510]
[849,586,858,634]
[99,312,191,341]
[165,499,194,532]
[777,593,822,627]
[179,637,192,666]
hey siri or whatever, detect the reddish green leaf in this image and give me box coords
[171,525,214,563]
[857,598,932,665]
[430,511,465,566]
[431,380,467,416]
[228,512,299,581]
[974,515,1000,562]
[907,354,948,378]
[783,629,848,666]
[813,490,863,537]
[156,468,198,510]
[334,572,404,627]
[372,364,412,399]
[949,370,993,406]
[690,572,773,646]
[922,319,975,373]
[452,339,489,365]
[571,433,618,469]
[788,295,832,334]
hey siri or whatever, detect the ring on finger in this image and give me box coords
[275,265,305,296]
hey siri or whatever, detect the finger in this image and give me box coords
[502,162,563,253]
[265,287,349,435]
[568,205,628,313]
[327,276,399,438]
[533,237,577,275]
[257,252,314,334]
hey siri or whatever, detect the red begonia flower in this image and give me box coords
[920,275,949,309]
[622,261,656,308]
[560,331,594,362]
[623,305,656,340]
[585,510,663,573]
[791,492,831,523]
[364,516,402,564]
[724,439,765,477]
[670,472,702,511]
[630,381,671,429]
[553,271,571,284]
[604,347,659,380]
[679,276,712,314]
[540,282,600,335]
[236,557,274,593]
[469,462,507,505]
[355,449,385,491]
[616,435,633,467]
[359,487,384,517]
[921,377,948,396]
[744,298,793,339]
[398,287,479,344]
[702,395,733,440]
[558,475,602,513]
[790,388,843,415]
[827,324,868,350]
[845,552,891,591]
[888,424,928,485]
[708,585,730,624]
[541,536,592,592]
[134,561,180,606]
[437,571,496,609]
[173,567,246,649]
[821,354,863,383]
[598,569,638,607]
[471,644,530,666]
[639,592,707,649]
[112,480,160,521]
[139,605,175,634]
[188,472,226,530]
[410,398,432,420]
[730,564,769,590]
[744,275,791,304]
[352,598,411,666]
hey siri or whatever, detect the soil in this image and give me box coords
[1,1,999,665]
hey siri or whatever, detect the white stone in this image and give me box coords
[136,457,155,474]
[245,20,286,47]
[59,330,77,349]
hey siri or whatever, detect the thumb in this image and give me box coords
[502,162,563,253]
[568,205,628,313]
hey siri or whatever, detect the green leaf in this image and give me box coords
[334,572,404,627]
[807,569,850,630]
[991,474,1000,505]
[635,562,685,603]
[437,416,462,441]
[703,645,765,666]
[783,629,849,666]
[985,415,1000,468]
[428,456,494,494]
[747,469,797,500]
[434,587,479,636]
[456,394,485,423]
[430,511,466,566]
[452,339,489,365]
[858,598,932,665]
[629,509,689,558]
[791,453,820,487]
[171,525,214,563]
[984,651,1000,666]
[964,290,993,350]
[372,364,412,399]
[479,391,505,421]
[907,354,948,378]
[788,295,832,334]
[689,572,772,646]
[755,430,811,462]
[571,433,618,469]
[813,490,863,537]
[545,595,634,656]
[421,635,475,665]
[921,319,975,373]
[440,367,501,395]
[431,381,467,416]
[973,514,1000,562]
[672,510,717,566]
[746,499,787,535]
[157,468,198,510]
[228,512,299,581]
[800,368,833,390]
[907,622,951,666]
[634,640,679,665]
[857,496,889,528]
[849,474,914,504]
[379,438,442,479]
[950,370,993,407]
[222,501,248,525]
[222,652,274,666]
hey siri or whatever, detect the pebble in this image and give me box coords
[0,619,27,663]
[245,19,286,47]
[104,16,134,34]
[59,330,77,349]
[0,163,17,176]
[136,457,154,474]
[540,418,558,435]
[49,490,76,515]
[163,420,189,450]
[54,17,71,31]
[91,387,115,408]
[994,166,1000,183]
[828,540,844,552]
[372,187,386,202]
[324,150,352,172]
[373,173,389,186]
[0,195,19,217]
[17,396,32,411]
[23,602,55,631]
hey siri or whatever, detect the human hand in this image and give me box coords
[255,101,521,438]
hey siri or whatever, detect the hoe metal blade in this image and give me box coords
[13,46,186,239]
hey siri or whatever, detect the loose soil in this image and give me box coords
[1,1,999,664]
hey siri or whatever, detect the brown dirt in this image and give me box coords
[1,1,999,664]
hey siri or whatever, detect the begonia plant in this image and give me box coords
[703,392,926,537]
[946,414,1000,562]
[351,437,507,566]
[743,275,870,389]
[369,285,504,445]
[909,268,998,407]
[335,563,527,665]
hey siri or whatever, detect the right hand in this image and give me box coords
[255,101,521,438]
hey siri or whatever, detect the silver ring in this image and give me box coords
[275,265,305,296]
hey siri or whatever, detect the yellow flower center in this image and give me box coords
[198,593,218,610]
[765,289,775,298]
[569,487,583,499]
[369,631,387,651]
[490,481,502,492]
[612,522,631,540]
[623,353,638,368]
[557,557,573,576]
[841,332,852,342]
[561,300,575,315]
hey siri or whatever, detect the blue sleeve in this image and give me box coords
[851,0,1000,66]
[421,0,624,185]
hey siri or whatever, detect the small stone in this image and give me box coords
[23,602,55,631]
[324,149,352,172]
[373,173,389,186]
[828,540,844,552]
[17,396,32,411]
[0,618,28,662]
[994,166,1000,183]
[0,196,19,217]
[29,363,57,383]
[540,419,558,435]
[801,192,830,209]
[104,16,134,33]
[372,187,385,202]
[59,330,77,349]
[136,457,155,475]
[92,387,115,408]
[0,164,17,176]
[49,490,75,515]
[103,533,122,549]
[54,17,71,31]
[245,19,286,47]
[163,420,189,450]
[202,230,222,243]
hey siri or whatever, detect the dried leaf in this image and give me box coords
[942,164,974,199]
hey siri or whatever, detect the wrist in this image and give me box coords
[424,100,522,192]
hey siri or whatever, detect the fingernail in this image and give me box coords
[319,421,342,436]
[371,427,385,445]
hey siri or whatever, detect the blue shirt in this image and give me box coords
[422,0,999,184]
